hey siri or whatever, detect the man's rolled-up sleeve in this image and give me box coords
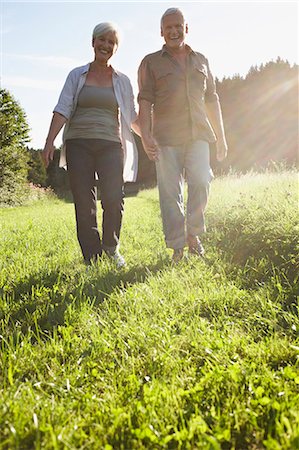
[138,57,155,105]
[205,58,219,103]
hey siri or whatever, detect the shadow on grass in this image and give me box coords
[2,255,169,342]
[205,227,298,304]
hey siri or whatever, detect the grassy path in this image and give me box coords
[0,171,298,449]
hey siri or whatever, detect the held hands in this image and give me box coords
[216,138,228,162]
[141,134,160,161]
[42,142,55,168]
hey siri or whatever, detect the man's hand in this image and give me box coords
[141,134,160,161]
[42,142,55,168]
[216,138,228,162]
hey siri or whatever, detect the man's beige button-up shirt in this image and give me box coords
[138,45,219,146]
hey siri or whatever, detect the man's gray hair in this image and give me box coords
[92,22,120,46]
[160,7,185,28]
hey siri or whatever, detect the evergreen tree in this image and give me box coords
[27,148,47,187]
[0,88,30,204]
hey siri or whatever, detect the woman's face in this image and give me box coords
[92,31,117,64]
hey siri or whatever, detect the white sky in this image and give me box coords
[1,1,298,149]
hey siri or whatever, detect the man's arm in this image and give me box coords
[138,56,160,161]
[138,99,160,161]
[205,100,228,162]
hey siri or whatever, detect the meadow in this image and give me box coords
[0,170,298,449]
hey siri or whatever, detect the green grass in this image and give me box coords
[0,170,298,449]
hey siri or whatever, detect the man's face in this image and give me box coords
[161,13,188,50]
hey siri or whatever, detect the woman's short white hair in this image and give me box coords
[160,7,185,28]
[92,22,120,46]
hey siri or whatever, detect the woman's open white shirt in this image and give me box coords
[53,63,138,182]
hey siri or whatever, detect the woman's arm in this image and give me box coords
[131,117,141,136]
[42,112,67,167]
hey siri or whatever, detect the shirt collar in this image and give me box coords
[83,62,120,76]
[161,43,195,57]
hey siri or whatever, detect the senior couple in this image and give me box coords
[42,7,228,268]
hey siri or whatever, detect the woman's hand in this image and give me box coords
[41,112,67,167]
[42,141,55,168]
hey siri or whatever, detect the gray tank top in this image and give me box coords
[65,85,121,142]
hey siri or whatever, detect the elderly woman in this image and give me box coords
[42,22,140,267]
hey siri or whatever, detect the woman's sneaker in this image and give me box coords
[172,248,184,264]
[104,249,126,269]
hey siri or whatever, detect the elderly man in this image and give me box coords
[138,7,228,262]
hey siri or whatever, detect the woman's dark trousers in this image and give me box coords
[66,139,124,263]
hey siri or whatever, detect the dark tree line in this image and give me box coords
[214,58,298,173]
[1,58,298,203]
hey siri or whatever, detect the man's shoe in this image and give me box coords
[188,236,205,257]
[104,249,126,269]
[172,248,184,263]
